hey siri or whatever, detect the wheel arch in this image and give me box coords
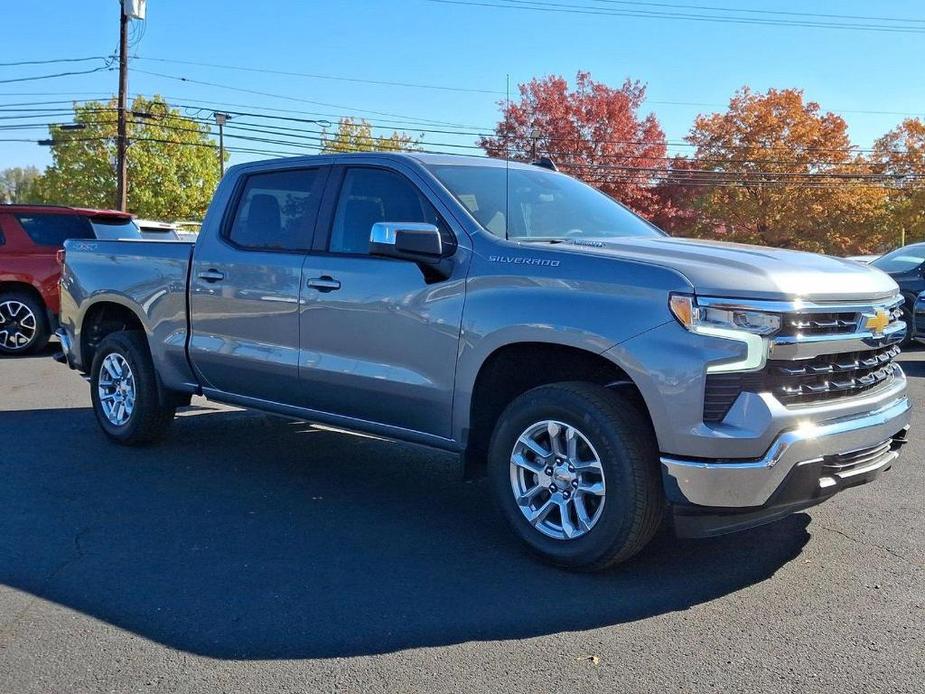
[0,280,46,308]
[458,339,653,478]
[78,299,148,372]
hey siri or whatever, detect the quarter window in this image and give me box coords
[228,169,323,251]
[329,168,451,254]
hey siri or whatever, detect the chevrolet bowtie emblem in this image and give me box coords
[864,308,891,336]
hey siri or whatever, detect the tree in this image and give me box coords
[320,117,420,153]
[32,95,225,219]
[871,118,925,246]
[0,166,41,203]
[479,72,669,219]
[681,87,889,254]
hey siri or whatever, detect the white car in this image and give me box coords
[844,254,880,264]
[134,219,180,241]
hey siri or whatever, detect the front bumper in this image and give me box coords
[661,395,910,536]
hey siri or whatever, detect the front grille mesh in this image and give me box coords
[703,344,901,423]
[778,306,903,338]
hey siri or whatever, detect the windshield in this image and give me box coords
[91,217,142,241]
[872,246,925,274]
[427,164,662,241]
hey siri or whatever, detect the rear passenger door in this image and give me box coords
[188,166,328,402]
[298,164,467,439]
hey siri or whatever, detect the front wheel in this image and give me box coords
[488,382,664,571]
[90,331,175,445]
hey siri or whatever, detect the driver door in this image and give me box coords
[298,165,467,438]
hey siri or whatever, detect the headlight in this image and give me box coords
[669,294,781,336]
[669,294,778,373]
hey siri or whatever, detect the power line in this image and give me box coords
[2,101,919,166]
[131,68,483,128]
[586,0,925,24]
[132,56,505,95]
[430,0,925,33]
[0,56,113,67]
[0,64,114,85]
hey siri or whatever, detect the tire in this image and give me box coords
[0,290,50,355]
[89,331,175,445]
[488,382,663,571]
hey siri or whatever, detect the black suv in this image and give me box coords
[872,243,925,334]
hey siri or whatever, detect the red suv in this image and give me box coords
[0,205,141,355]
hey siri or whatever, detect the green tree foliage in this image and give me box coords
[320,117,420,153]
[0,166,41,203]
[32,96,225,219]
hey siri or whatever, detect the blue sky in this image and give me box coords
[1,0,924,170]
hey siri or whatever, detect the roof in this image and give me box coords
[228,151,542,176]
[0,204,133,219]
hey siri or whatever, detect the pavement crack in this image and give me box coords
[0,525,92,646]
[815,522,922,570]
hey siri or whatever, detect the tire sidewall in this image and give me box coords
[90,333,155,443]
[488,386,648,567]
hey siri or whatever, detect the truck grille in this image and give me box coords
[700,294,905,423]
[778,306,903,338]
[779,311,860,337]
[703,343,902,423]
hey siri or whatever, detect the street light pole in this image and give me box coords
[214,112,230,177]
[115,3,129,211]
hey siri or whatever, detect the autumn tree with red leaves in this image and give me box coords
[478,72,669,219]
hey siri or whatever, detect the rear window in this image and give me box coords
[227,168,323,251]
[91,217,142,240]
[15,213,94,246]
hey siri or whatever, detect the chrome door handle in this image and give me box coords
[198,269,225,282]
[306,276,341,292]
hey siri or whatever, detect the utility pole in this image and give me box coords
[115,2,129,211]
[214,113,230,176]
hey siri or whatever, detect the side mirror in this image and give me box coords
[369,222,443,263]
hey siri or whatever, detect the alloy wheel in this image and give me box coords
[509,420,606,540]
[97,353,136,426]
[0,300,38,351]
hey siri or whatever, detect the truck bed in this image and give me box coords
[59,238,196,389]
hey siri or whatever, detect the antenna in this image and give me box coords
[505,73,510,242]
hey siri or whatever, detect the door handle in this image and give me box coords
[306,275,341,292]
[198,269,225,283]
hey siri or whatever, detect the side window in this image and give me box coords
[329,168,452,255]
[15,214,94,246]
[227,168,322,251]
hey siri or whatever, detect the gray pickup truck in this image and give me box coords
[56,153,911,570]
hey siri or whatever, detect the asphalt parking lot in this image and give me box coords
[1,346,922,693]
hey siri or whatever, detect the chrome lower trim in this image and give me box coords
[661,396,910,508]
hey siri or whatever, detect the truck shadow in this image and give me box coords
[0,405,810,660]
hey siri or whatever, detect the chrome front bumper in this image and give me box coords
[661,395,911,508]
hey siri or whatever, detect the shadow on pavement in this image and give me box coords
[0,406,810,659]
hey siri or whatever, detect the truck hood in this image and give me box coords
[560,236,899,302]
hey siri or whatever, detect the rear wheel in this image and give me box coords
[0,291,49,355]
[90,331,175,445]
[488,382,663,571]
